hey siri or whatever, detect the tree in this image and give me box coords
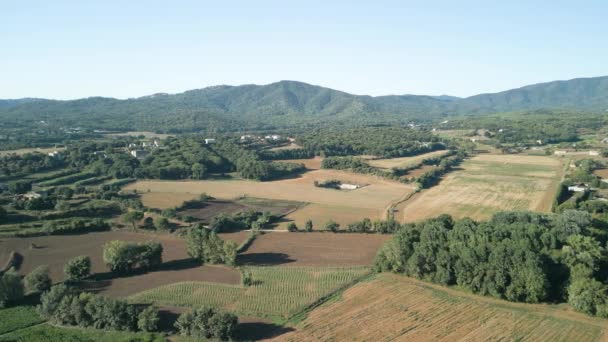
[24,265,52,294]
[324,220,340,233]
[103,241,163,274]
[38,284,71,318]
[8,180,31,194]
[305,219,313,232]
[175,306,238,340]
[287,222,298,232]
[143,216,154,230]
[191,163,206,179]
[0,270,24,307]
[137,305,160,332]
[121,211,144,231]
[64,256,91,281]
[154,216,170,231]
[568,277,607,315]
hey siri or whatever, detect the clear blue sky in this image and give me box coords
[1,0,607,99]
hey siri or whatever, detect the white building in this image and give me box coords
[568,184,589,192]
[130,150,149,159]
[204,138,216,144]
[589,150,600,156]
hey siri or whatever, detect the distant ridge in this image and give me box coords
[1,76,607,131]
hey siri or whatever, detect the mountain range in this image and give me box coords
[1,76,607,132]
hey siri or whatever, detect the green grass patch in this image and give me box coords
[0,306,45,335]
[0,323,164,342]
[130,266,370,322]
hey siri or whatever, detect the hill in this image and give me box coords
[1,76,607,132]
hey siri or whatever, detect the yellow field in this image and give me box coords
[278,273,608,342]
[367,150,449,169]
[277,203,380,229]
[396,154,563,222]
[127,169,416,225]
[0,147,65,156]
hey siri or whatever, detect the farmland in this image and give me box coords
[279,273,608,342]
[396,154,563,221]
[130,266,371,321]
[0,231,241,297]
[238,232,390,266]
[367,150,449,169]
[0,147,65,157]
[127,168,416,227]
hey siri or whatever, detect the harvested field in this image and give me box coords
[130,266,371,321]
[138,192,199,209]
[368,150,449,169]
[105,131,171,139]
[278,273,608,342]
[238,232,389,266]
[404,164,437,178]
[0,231,240,297]
[277,204,380,230]
[127,169,415,227]
[279,157,322,170]
[181,198,305,223]
[396,154,563,222]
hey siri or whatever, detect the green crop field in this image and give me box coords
[0,323,164,342]
[130,266,371,321]
[0,306,44,335]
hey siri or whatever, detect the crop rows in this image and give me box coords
[130,266,370,320]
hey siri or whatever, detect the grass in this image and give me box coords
[0,323,164,342]
[0,306,45,335]
[278,273,608,341]
[130,266,371,322]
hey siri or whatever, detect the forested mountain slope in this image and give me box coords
[1,77,607,132]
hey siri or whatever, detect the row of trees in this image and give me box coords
[175,306,238,340]
[375,210,608,317]
[38,284,160,332]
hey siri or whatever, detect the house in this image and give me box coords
[264,135,281,141]
[47,151,61,158]
[536,140,543,145]
[554,150,567,155]
[204,138,216,144]
[130,150,149,159]
[589,150,600,156]
[568,183,589,193]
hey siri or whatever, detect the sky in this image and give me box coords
[1,0,607,99]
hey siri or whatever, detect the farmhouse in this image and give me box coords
[130,150,149,159]
[265,134,281,141]
[554,150,567,155]
[204,138,216,144]
[568,183,590,193]
[47,150,62,158]
[589,150,600,156]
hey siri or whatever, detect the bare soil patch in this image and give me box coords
[0,230,240,297]
[237,232,389,266]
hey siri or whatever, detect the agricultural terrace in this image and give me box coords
[0,231,241,297]
[238,232,390,266]
[126,168,416,228]
[366,150,449,170]
[396,154,564,222]
[130,266,371,321]
[279,273,607,342]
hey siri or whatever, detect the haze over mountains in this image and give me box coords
[1,76,607,132]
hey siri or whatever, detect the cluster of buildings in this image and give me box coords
[127,139,160,159]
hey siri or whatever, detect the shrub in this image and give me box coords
[64,256,91,281]
[0,270,24,307]
[287,222,298,232]
[103,241,163,274]
[154,217,170,231]
[324,220,340,233]
[137,306,160,332]
[24,265,52,294]
[175,306,237,340]
[305,220,313,232]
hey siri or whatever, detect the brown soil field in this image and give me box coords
[0,231,240,297]
[404,164,438,178]
[367,150,449,169]
[237,232,389,266]
[181,198,305,223]
[278,273,608,342]
[396,154,563,222]
[277,204,380,230]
